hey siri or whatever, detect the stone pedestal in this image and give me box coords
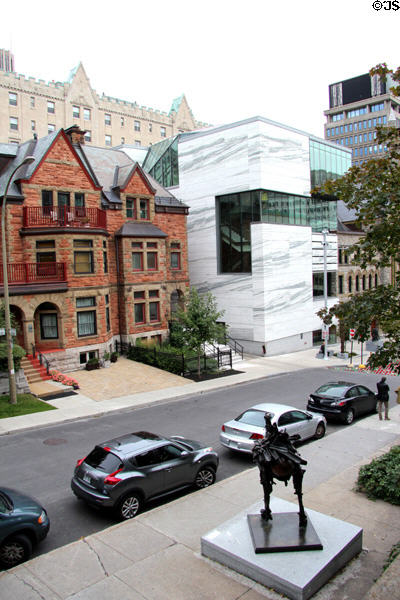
[201,497,362,600]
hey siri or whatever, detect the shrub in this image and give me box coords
[86,358,100,371]
[110,352,118,363]
[0,342,26,371]
[356,445,400,505]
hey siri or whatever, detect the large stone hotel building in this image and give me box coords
[0,50,209,148]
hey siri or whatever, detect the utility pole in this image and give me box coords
[1,155,35,404]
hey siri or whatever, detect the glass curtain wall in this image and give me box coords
[218,189,338,273]
[310,139,351,188]
[143,137,179,187]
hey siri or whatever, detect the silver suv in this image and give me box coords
[71,431,219,520]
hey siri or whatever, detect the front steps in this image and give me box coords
[21,355,52,384]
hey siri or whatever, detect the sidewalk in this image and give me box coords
[1,346,399,599]
[0,343,380,436]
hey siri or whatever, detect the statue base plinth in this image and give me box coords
[247,512,323,553]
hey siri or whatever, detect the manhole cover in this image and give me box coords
[43,438,67,446]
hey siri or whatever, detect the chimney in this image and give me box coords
[64,124,86,145]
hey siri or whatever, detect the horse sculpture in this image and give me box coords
[252,412,308,527]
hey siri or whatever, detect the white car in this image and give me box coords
[220,403,326,454]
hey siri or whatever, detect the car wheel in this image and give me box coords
[117,493,142,520]
[0,534,33,567]
[344,408,355,425]
[314,422,326,439]
[194,466,216,489]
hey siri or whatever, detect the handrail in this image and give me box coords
[23,206,106,229]
[0,262,66,284]
[31,344,50,375]
[224,334,244,359]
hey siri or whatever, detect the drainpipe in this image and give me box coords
[114,236,123,347]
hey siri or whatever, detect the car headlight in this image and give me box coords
[308,397,314,403]
[37,510,47,524]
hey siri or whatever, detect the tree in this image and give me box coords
[171,288,225,377]
[316,64,400,368]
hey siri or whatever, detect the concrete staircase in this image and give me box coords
[21,355,52,384]
[203,342,243,367]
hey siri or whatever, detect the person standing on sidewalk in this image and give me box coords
[376,377,390,420]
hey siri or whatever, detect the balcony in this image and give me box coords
[0,262,67,285]
[23,207,106,229]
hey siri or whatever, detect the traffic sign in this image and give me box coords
[349,328,355,338]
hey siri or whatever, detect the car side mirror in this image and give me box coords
[179,451,189,459]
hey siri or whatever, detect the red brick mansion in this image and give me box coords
[0,126,189,371]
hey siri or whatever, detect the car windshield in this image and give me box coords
[235,410,272,427]
[315,384,349,397]
[85,447,123,473]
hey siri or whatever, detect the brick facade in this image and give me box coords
[0,128,189,371]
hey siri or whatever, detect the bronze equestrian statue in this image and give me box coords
[252,413,308,527]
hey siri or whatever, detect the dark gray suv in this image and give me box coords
[0,487,50,568]
[71,431,219,520]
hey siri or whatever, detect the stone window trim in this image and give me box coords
[170,251,181,270]
[9,116,18,131]
[125,196,152,221]
[40,312,59,340]
[73,240,94,275]
[146,251,158,271]
[149,301,160,322]
[170,241,181,270]
[77,309,97,337]
[9,92,17,106]
[133,288,161,325]
[134,302,146,324]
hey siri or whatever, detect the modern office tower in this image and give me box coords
[324,72,400,166]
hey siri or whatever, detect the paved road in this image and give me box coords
[0,366,395,560]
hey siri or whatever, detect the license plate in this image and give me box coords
[83,473,91,484]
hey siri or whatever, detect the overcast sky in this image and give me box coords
[1,0,399,138]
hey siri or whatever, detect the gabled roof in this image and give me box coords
[0,129,187,211]
[169,94,184,115]
[0,130,101,199]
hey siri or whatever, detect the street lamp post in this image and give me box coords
[1,156,35,404]
[322,228,329,360]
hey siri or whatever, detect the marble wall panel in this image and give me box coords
[178,118,311,199]
[251,223,314,342]
[251,121,311,196]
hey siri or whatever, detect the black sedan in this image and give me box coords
[71,431,219,520]
[307,381,378,424]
